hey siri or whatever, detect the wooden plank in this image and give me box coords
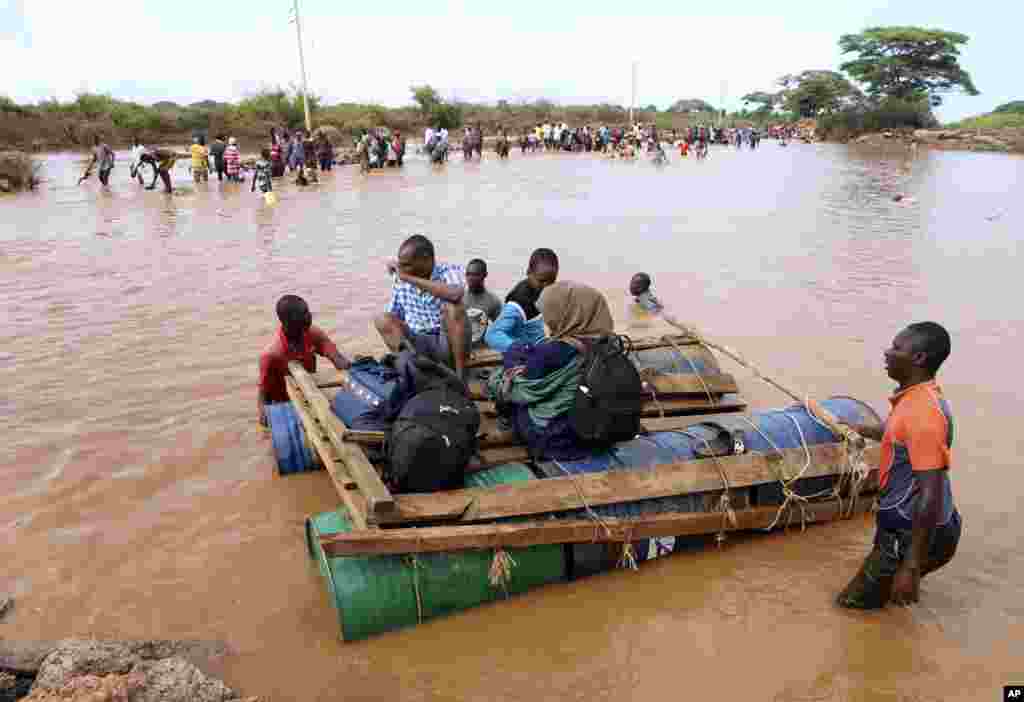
[468,445,532,472]
[466,372,738,402]
[467,334,699,368]
[321,495,876,556]
[474,396,745,418]
[371,443,880,526]
[288,362,395,515]
[640,372,737,396]
[285,378,369,529]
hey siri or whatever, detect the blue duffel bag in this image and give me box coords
[330,357,408,430]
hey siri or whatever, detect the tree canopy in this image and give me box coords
[741,91,779,114]
[409,85,463,129]
[839,26,979,106]
[410,85,441,117]
[778,70,861,117]
[994,100,1024,114]
[668,98,715,113]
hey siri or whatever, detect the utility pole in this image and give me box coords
[719,79,727,128]
[630,61,638,125]
[291,0,312,132]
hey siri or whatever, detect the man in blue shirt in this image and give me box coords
[376,235,471,379]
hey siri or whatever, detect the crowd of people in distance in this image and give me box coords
[356,127,408,172]
[83,127,338,195]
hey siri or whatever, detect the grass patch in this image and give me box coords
[946,112,1024,129]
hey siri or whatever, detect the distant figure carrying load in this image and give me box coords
[137,148,188,193]
[251,148,274,195]
[83,135,115,187]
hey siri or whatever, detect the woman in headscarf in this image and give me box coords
[484,248,559,353]
[487,280,615,461]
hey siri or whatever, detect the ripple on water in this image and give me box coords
[0,144,1022,701]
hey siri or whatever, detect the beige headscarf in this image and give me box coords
[540,281,615,346]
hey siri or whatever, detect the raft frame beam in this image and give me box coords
[320,495,877,556]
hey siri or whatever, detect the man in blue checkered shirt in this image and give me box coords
[376,234,472,379]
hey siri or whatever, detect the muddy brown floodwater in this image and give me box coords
[2,144,1023,701]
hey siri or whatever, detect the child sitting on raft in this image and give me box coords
[484,248,559,353]
[258,295,351,427]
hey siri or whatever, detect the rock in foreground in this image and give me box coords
[1,639,259,702]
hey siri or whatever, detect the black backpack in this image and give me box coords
[386,355,480,493]
[569,335,644,446]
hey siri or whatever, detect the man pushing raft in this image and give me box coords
[630,273,961,610]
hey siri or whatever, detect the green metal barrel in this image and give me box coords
[306,463,567,641]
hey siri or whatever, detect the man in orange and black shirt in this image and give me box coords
[836,321,961,609]
[258,295,351,427]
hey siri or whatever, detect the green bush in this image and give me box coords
[818,98,937,137]
[110,102,164,132]
[237,87,319,129]
[72,92,116,119]
[0,96,28,115]
[993,101,1024,115]
[947,112,1024,129]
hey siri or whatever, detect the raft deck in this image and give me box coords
[286,334,878,557]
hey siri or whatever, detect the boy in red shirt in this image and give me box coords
[258,295,351,426]
[836,321,960,609]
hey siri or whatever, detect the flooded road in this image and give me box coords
[2,144,1022,700]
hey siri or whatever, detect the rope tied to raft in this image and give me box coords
[803,398,872,518]
[737,414,833,532]
[667,430,738,546]
[406,555,425,624]
[617,530,639,571]
[552,460,614,542]
[554,460,640,571]
[489,549,517,595]
[663,335,717,406]
[638,365,666,418]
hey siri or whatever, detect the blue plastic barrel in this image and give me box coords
[630,344,721,376]
[266,402,319,475]
[537,396,881,576]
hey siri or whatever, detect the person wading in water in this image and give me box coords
[835,322,961,610]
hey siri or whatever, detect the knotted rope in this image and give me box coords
[664,430,738,546]
[553,460,639,571]
[736,413,842,532]
[406,555,425,623]
[617,532,639,571]
[489,549,517,595]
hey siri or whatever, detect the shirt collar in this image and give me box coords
[889,379,937,407]
[278,326,312,355]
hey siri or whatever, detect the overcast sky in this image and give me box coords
[0,0,1015,122]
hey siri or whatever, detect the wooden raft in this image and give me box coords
[285,335,876,557]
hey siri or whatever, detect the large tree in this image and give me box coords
[668,98,715,113]
[778,70,861,117]
[839,27,979,106]
[410,85,441,117]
